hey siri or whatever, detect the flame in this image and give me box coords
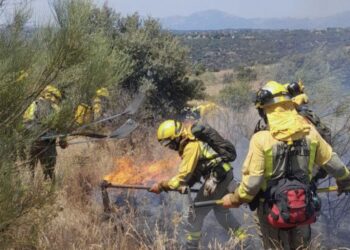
[103,153,180,185]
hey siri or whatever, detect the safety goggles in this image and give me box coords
[159,139,173,147]
[159,139,179,150]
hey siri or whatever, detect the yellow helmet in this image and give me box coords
[41,85,62,102]
[255,81,292,108]
[157,120,183,145]
[96,87,109,97]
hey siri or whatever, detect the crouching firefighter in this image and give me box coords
[221,81,350,250]
[149,120,245,249]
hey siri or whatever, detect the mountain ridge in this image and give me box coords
[160,9,350,30]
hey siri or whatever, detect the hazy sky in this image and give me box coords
[6,0,350,24]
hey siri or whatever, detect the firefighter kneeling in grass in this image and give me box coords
[149,120,246,249]
[222,81,350,249]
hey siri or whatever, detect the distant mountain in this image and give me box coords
[160,10,350,30]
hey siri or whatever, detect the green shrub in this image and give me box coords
[219,81,253,111]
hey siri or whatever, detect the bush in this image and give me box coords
[112,14,205,116]
[222,71,234,84]
[0,1,205,247]
[236,66,257,82]
[219,81,253,112]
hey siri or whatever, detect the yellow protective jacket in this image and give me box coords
[74,103,93,126]
[163,127,231,190]
[196,103,219,118]
[23,97,60,124]
[23,97,61,139]
[238,102,349,202]
[93,96,109,121]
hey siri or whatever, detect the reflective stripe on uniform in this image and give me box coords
[308,140,318,180]
[262,148,273,191]
[200,142,232,172]
[23,102,37,122]
[200,142,216,160]
[222,162,231,172]
[238,185,254,201]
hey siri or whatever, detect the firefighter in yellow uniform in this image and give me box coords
[93,87,110,121]
[149,120,244,249]
[74,87,110,126]
[196,102,219,119]
[222,81,350,249]
[23,85,67,180]
[74,103,93,126]
[183,102,220,122]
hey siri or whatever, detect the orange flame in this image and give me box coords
[103,153,180,185]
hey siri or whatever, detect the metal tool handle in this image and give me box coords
[194,199,223,208]
[105,182,200,193]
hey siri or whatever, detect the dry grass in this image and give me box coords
[31,100,344,250]
[33,131,252,250]
[36,137,178,249]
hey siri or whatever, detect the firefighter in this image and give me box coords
[74,87,110,127]
[287,80,331,182]
[23,85,68,180]
[182,102,220,123]
[222,81,350,249]
[93,87,110,121]
[149,120,245,249]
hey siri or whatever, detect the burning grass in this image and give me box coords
[103,153,180,185]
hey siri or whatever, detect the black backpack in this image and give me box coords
[191,122,236,162]
[297,105,332,145]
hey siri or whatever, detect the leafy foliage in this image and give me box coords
[219,81,253,112]
[218,66,256,111]
[0,0,202,247]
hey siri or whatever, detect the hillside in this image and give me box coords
[177,28,350,70]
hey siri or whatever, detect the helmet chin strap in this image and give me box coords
[258,108,268,124]
[172,137,182,151]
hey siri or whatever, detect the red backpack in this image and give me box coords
[265,178,320,228]
[264,141,321,229]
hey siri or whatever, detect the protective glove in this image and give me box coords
[149,183,163,194]
[149,181,170,194]
[177,185,187,194]
[58,138,68,149]
[222,190,242,208]
[203,172,219,196]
